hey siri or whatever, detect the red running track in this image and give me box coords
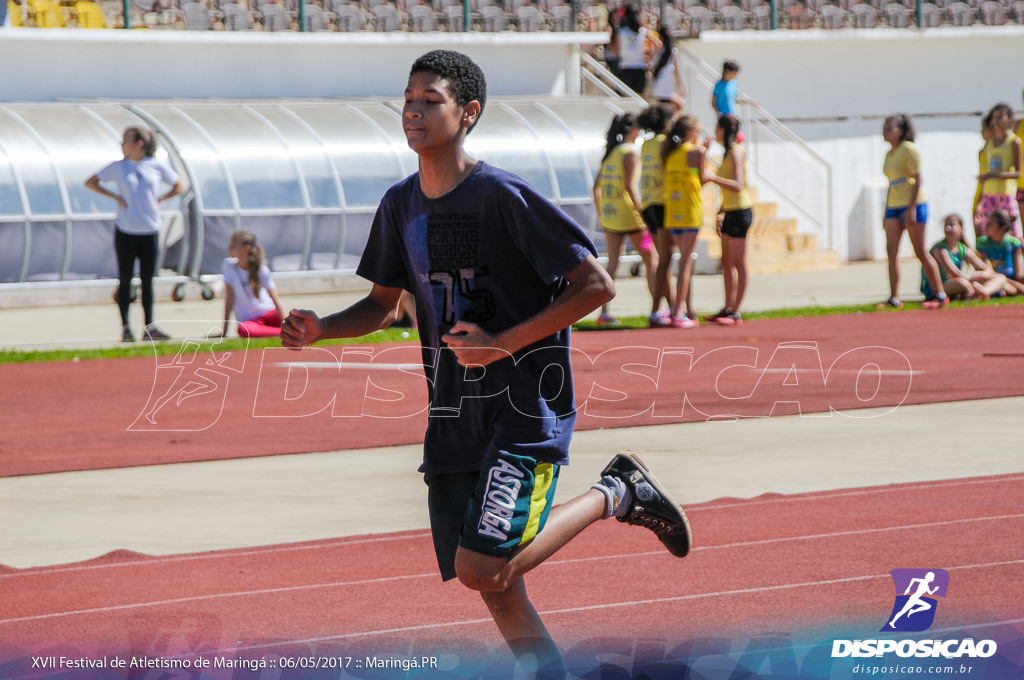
[3,305,1023,477]
[2,474,1023,678]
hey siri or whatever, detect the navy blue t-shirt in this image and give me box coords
[357,162,597,475]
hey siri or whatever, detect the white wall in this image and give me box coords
[6,25,1024,263]
[682,26,1024,261]
[0,29,604,102]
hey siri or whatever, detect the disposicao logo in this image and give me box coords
[831,568,998,659]
[881,568,949,632]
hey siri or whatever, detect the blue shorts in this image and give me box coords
[670,227,700,236]
[425,451,560,581]
[885,203,928,225]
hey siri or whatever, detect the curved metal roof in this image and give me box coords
[0,97,630,285]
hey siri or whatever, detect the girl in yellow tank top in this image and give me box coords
[639,103,677,326]
[704,114,754,325]
[879,114,946,309]
[662,115,709,327]
[975,103,1023,239]
[592,112,656,324]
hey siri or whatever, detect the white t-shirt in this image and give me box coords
[221,257,277,322]
[96,157,179,235]
[651,48,679,101]
[618,26,648,70]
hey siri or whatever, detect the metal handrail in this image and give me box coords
[579,51,649,107]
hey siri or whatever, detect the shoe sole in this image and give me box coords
[602,450,693,558]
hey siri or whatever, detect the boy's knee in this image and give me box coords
[455,548,510,592]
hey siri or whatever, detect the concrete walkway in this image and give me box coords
[3,258,1022,570]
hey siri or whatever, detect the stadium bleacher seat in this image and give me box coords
[182,0,213,26]
[515,4,545,29]
[480,3,509,28]
[685,4,715,34]
[303,3,335,29]
[550,3,572,29]
[370,2,403,29]
[74,0,109,25]
[8,0,26,24]
[979,0,1007,22]
[947,0,975,23]
[884,2,912,25]
[408,2,438,29]
[29,0,68,26]
[919,2,942,25]
[820,4,849,27]
[442,3,464,29]
[851,2,879,26]
[719,4,749,28]
[751,3,772,27]
[334,2,366,28]
[222,2,256,28]
[261,2,295,28]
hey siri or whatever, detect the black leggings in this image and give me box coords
[114,228,157,326]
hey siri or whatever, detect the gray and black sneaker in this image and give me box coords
[601,451,692,558]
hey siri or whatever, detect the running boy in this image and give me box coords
[280,51,691,677]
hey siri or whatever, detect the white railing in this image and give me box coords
[676,44,834,251]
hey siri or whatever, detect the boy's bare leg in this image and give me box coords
[455,489,606,594]
[478,578,562,677]
[456,491,606,674]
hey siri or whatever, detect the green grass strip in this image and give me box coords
[2,295,1021,364]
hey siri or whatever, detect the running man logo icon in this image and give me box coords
[129,326,248,432]
[880,569,950,632]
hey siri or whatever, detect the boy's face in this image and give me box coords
[403,71,479,154]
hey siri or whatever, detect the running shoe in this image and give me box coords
[703,307,730,322]
[648,311,672,328]
[597,313,620,326]
[144,325,171,342]
[876,297,903,309]
[121,326,135,343]
[670,315,697,329]
[601,451,692,558]
[921,294,949,309]
[715,311,742,326]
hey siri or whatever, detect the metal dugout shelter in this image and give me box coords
[0,96,628,298]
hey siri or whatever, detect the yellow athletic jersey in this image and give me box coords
[883,141,927,208]
[1018,120,1024,191]
[973,147,984,212]
[980,133,1020,196]
[640,134,667,209]
[718,149,753,211]
[664,143,703,229]
[597,143,645,233]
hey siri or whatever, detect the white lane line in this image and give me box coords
[3,520,1022,625]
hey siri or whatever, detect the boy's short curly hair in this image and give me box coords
[410,50,488,121]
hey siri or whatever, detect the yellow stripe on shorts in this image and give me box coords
[520,463,555,545]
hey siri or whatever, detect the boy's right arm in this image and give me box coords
[281,284,404,348]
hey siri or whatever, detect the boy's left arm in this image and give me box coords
[443,254,614,367]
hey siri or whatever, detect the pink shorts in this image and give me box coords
[974,193,1022,238]
[238,309,283,338]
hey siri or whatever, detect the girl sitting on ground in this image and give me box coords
[221,230,286,338]
[975,209,1024,296]
[923,214,1007,301]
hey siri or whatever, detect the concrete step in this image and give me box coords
[747,249,841,276]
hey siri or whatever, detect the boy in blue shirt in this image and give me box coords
[281,51,692,677]
[711,60,740,117]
